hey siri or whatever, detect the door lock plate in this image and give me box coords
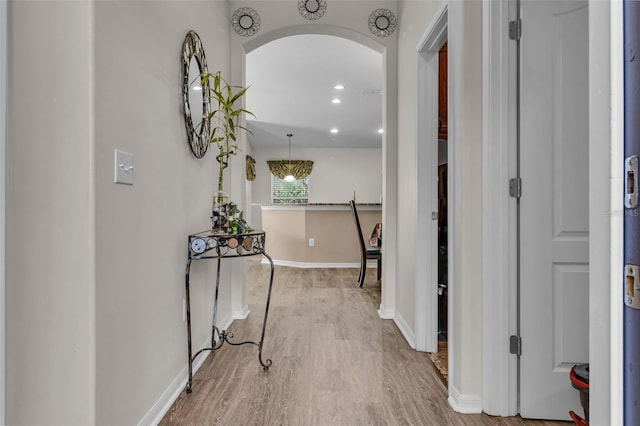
[625,264,640,309]
[625,155,638,208]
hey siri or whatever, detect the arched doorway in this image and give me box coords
[232,23,398,318]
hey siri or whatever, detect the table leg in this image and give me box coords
[185,244,275,394]
[185,259,193,393]
[211,257,222,346]
[258,252,275,370]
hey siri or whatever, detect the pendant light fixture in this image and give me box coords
[266,133,314,181]
[284,133,296,182]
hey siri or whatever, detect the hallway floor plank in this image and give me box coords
[161,260,567,425]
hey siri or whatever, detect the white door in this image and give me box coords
[519,0,589,420]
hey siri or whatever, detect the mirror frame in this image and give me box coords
[181,30,211,159]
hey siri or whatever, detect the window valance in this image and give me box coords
[267,160,314,180]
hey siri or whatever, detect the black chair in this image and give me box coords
[349,200,382,287]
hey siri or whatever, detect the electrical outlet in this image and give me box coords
[309,238,315,247]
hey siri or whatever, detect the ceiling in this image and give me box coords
[245,34,383,150]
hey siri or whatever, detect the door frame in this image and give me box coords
[414,0,520,413]
[414,0,623,419]
[481,0,624,421]
[237,24,397,318]
[480,0,518,416]
[590,1,623,424]
[415,3,447,354]
[1,0,7,421]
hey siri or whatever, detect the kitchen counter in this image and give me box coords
[259,204,381,266]
[257,203,381,211]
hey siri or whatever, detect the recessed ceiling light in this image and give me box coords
[332,98,341,104]
[192,85,202,91]
[378,128,384,134]
[330,128,339,134]
[334,84,345,90]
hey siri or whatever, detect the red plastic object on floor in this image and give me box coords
[569,364,589,425]
[569,410,588,426]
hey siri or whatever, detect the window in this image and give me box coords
[271,175,309,204]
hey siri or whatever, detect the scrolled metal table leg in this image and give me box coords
[184,234,275,394]
[211,257,222,347]
[258,252,275,370]
[185,259,193,393]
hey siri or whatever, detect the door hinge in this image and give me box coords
[509,19,522,41]
[509,177,522,199]
[431,211,439,220]
[510,335,522,356]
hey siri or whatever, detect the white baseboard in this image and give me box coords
[393,311,416,349]
[260,259,378,269]
[377,305,395,319]
[139,315,235,425]
[448,384,482,414]
[138,335,210,426]
[233,305,250,320]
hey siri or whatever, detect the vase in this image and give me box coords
[211,191,229,234]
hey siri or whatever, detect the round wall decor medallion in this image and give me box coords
[368,8,397,38]
[298,0,327,21]
[232,7,261,37]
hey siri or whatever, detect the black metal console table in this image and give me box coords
[185,229,274,393]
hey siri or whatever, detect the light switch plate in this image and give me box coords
[114,149,134,185]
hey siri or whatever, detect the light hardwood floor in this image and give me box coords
[161,260,568,425]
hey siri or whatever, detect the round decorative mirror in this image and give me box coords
[375,16,390,30]
[239,14,254,30]
[306,0,320,13]
[188,58,203,133]
[181,30,211,159]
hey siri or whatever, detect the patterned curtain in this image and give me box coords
[267,160,314,180]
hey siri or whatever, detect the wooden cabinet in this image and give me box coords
[438,42,448,140]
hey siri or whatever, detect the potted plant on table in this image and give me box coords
[202,71,254,234]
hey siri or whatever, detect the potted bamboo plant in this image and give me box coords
[202,71,254,233]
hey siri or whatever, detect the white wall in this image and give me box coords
[397,0,483,407]
[252,146,380,199]
[250,147,382,229]
[448,0,483,404]
[93,1,230,424]
[7,0,234,424]
[395,0,443,354]
[6,1,95,423]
